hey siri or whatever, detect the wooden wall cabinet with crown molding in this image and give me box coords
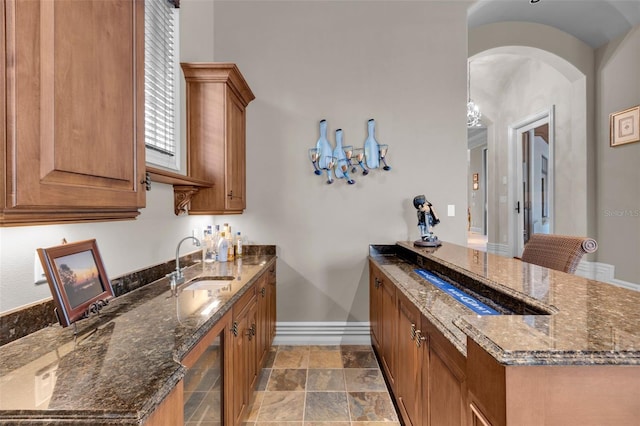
[1,0,146,226]
[181,63,255,215]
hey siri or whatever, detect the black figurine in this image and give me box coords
[413,195,442,247]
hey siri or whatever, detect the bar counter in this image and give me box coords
[369,241,640,366]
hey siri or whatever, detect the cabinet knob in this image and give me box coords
[261,287,266,297]
[374,277,381,289]
[415,330,426,348]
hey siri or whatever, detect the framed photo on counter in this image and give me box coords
[37,239,113,327]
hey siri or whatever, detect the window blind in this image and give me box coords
[144,0,177,159]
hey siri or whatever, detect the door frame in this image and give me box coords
[508,106,555,257]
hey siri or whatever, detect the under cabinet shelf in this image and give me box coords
[146,166,213,215]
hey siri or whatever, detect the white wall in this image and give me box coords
[595,25,640,283]
[1,0,470,321]
[473,53,583,249]
[0,184,213,313]
[208,0,470,322]
[470,21,640,284]
[469,22,594,256]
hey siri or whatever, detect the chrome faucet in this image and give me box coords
[167,236,201,295]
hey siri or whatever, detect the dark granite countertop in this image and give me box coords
[369,241,640,366]
[0,253,276,425]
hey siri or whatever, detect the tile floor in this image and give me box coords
[245,345,400,425]
[467,231,487,252]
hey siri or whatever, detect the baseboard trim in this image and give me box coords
[575,261,639,292]
[273,321,372,345]
[486,242,511,257]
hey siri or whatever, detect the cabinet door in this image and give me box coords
[182,315,230,425]
[256,274,269,368]
[255,264,276,369]
[232,285,258,425]
[232,311,249,425]
[380,273,397,388]
[396,292,423,426]
[225,91,247,211]
[427,318,468,426]
[267,264,277,345]
[246,300,259,393]
[2,0,145,225]
[369,262,383,352]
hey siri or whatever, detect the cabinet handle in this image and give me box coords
[246,323,256,340]
[261,287,266,298]
[141,172,151,191]
[374,277,381,289]
[232,321,239,337]
[410,323,417,340]
[415,330,426,348]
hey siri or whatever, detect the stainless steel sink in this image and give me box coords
[182,276,235,291]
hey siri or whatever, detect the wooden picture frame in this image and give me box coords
[37,239,113,327]
[610,105,640,147]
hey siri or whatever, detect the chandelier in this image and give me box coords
[467,60,482,127]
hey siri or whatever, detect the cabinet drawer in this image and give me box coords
[233,284,257,319]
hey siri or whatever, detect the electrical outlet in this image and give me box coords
[447,204,455,217]
[34,252,47,285]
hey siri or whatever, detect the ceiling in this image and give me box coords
[466,0,640,139]
[468,0,640,49]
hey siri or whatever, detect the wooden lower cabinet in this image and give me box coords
[146,381,184,426]
[173,265,276,426]
[369,260,467,426]
[467,339,640,426]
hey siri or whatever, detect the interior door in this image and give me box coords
[516,119,552,255]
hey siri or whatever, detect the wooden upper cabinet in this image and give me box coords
[181,63,255,215]
[1,0,146,226]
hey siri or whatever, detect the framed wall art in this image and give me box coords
[37,239,113,327]
[610,105,639,147]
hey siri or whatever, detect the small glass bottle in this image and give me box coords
[203,226,215,263]
[226,226,234,261]
[235,231,243,258]
[212,225,221,261]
